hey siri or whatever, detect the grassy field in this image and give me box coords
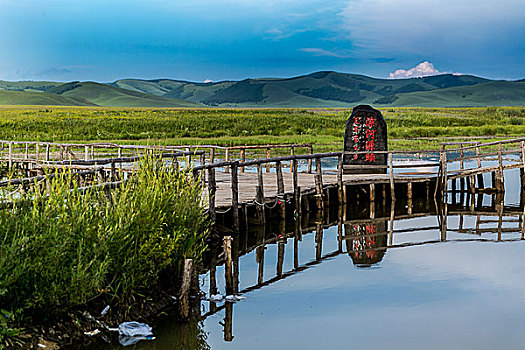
[0,106,524,151]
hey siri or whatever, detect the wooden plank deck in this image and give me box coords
[210,171,437,208]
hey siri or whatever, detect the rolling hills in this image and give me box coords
[0,71,524,107]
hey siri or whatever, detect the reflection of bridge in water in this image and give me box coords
[197,187,525,341]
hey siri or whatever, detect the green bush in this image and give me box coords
[0,155,208,323]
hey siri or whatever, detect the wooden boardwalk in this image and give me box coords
[211,171,436,208]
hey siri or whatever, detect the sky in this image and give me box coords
[0,0,524,82]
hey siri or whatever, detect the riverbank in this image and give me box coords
[0,156,209,349]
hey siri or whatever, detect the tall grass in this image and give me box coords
[0,155,208,339]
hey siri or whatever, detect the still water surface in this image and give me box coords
[96,167,525,350]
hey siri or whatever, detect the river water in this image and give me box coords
[94,163,525,350]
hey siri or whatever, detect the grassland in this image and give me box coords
[0,106,524,151]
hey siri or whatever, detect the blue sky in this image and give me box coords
[1,0,524,82]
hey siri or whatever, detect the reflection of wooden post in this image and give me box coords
[224,236,233,295]
[180,259,193,319]
[315,158,324,210]
[232,235,240,294]
[293,233,299,269]
[224,302,234,342]
[370,183,375,219]
[497,198,503,241]
[231,163,240,232]
[388,201,395,246]
[256,245,265,285]
[277,241,285,277]
[338,203,343,252]
[407,182,412,216]
[315,222,323,261]
[441,203,448,241]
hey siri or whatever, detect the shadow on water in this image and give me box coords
[91,168,525,349]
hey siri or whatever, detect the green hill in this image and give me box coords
[114,71,493,107]
[53,82,201,107]
[385,81,525,107]
[0,71,523,107]
[0,90,95,106]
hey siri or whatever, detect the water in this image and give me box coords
[93,166,525,350]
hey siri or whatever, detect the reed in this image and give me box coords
[0,154,208,344]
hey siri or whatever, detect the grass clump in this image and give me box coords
[0,155,208,344]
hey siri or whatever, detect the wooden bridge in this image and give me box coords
[1,138,525,227]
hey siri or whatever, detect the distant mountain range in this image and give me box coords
[1,71,524,107]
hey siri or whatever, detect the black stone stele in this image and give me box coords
[343,105,387,174]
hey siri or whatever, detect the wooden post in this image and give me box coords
[8,142,12,170]
[208,167,216,224]
[497,143,504,192]
[442,147,448,199]
[110,161,116,181]
[210,147,215,164]
[388,153,395,201]
[337,154,344,204]
[225,148,230,173]
[276,160,286,220]
[469,175,475,194]
[476,144,484,189]
[230,162,240,232]
[276,161,284,194]
[290,147,295,172]
[91,145,94,159]
[315,157,324,210]
[240,148,245,173]
[293,159,299,210]
[84,146,89,161]
[266,147,271,173]
[256,163,266,225]
[521,141,525,189]
[24,143,28,160]
[223,236,233,295]
[179,258,193,319]
[308,145,313,173]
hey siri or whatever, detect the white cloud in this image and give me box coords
[388,61,441,79]
[299,47,352,58]
[204,79,213,83]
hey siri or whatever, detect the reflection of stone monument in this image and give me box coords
[345,220,388,267]
[344,105,387,174]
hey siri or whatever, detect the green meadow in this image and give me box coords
[0,106,523,150]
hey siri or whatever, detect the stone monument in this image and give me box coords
[343,105,387,174]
